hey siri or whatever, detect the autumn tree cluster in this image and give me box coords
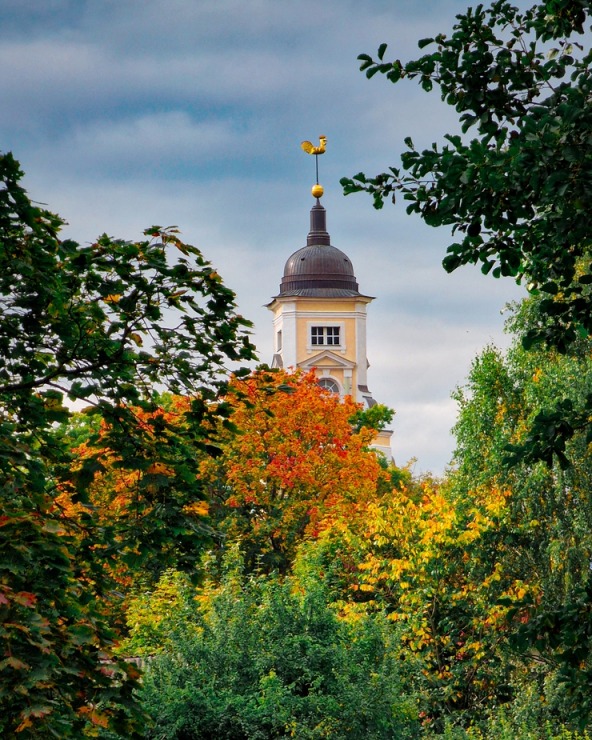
[0,151,409,737]
[116,314,592,739]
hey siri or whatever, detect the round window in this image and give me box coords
[318,378,340,394]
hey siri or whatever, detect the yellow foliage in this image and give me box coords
[183,500,210,517]
[146,462,175,476]
[316,477,535,713]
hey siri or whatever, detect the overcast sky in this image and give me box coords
[1,0,525,475]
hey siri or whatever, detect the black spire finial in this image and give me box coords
[307,201,330,246]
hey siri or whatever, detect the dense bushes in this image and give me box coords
[126,553,419,739]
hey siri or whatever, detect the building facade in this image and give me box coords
[267,190,393,458]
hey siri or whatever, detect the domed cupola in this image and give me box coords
[266,136,393,460]
[279,200,360,297]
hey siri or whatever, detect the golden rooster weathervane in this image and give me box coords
[301,135,327,199]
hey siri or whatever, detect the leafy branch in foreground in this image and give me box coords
[342,2,592,350]
[0,151,256,737]
[342,1,592,464]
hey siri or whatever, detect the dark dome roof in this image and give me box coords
[278,201,361,297]
[280,244,359,296]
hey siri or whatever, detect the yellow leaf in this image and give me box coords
[103,294,121,303]
[183,501,210,517]
[15,717,33,733]
[146,462,174,476]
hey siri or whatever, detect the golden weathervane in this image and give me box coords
[300,135,326,199]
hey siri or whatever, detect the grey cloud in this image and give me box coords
[2,0,529,475]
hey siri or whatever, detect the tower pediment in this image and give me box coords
[299,350,356,371]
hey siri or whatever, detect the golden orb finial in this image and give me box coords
[311,183,324,199]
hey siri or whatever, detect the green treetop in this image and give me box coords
[342,0,592,465]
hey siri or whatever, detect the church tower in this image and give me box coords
[267,157,393,458]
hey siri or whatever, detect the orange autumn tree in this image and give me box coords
[201,368,389,572]
[55,396,217,611]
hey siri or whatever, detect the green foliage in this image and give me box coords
[449,303,592,729]
[504,387,592,470]
[349,402,394,433]
[0,152,256,736]
[0,506,143,738]
[131,550,419,739]
[119,569,195,658]
[451,345,520,487]
[342,0,592,461]
[426,714,592,739]
[423,667,592,738]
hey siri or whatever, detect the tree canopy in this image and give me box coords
[200,368,390,573]
[0,152,255,737]
[341,0,592,464]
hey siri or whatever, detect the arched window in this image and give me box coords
[318,377,340,395]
